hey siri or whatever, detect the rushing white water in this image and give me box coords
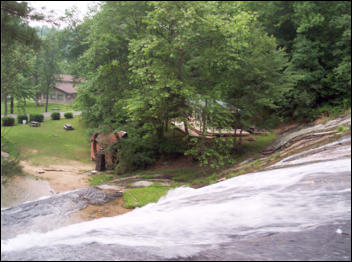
[2,155,351,260]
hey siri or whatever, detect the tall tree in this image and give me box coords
[128,1,294,141]
[1,43,36,115]
[75,1,150,129]
[243,1,351,119]
[35,29,61,112]
[1,1,42,115]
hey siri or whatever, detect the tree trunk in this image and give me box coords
[45,87,49,113]
[165,118,169,132]
[34,73,40,106]
[184,120,189,135]
[156,126,164,143]
[177,48,189,136]
[233,128,237,148]
[10,96,14,114]
[35,95,40,106]
[4,94,8,116]
[202,99,208,136]
[239,129,243,145]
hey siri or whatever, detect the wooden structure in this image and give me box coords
[90,131,127,170]
[37,74,84,105]
[172,119,250,138]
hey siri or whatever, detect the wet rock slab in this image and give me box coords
[1,187,122,240]
[265,114,351,153]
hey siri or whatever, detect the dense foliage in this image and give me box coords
[243,1,351,119]
[69,1,350,171]
[2,1,350,172]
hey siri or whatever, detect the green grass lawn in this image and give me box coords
[123,184,172,208]
[1,100,74,115]
[2,114,278,208]
[1,116,91,165]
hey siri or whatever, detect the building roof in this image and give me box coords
[54,74,84,94]
[55,82,77,94]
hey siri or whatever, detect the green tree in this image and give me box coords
[35,29,61,112]
[1,43,37,115]
[1,1,42,116]
[244,1,351,119]
[75,1,150,129]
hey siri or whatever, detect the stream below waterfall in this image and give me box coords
[1,135,351,261]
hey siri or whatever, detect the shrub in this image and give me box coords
[159,135,187,156]
[116,123,158,173]
[2,116,15,126]
[64,112,73,119]
[185,136,235,169]
[29,114,44,122]
[51,112,60,120]
[336,125,348,133]
[17,114,28,124]
[1,136,22,182]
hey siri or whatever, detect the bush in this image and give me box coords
[17,114,28,124]
[159,136,186,156]
[116,123,158,173]
[64,112,73,119]
[29,114,44,122]
[2,116,15,126]
[1,136,22,183]
[185,136,235,169]
[51,112,60,120]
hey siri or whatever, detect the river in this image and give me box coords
[1,136,351,261]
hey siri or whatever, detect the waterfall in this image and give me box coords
[1,138,351,261]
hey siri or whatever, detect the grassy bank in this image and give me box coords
[2,116,91,165]
[2,113,278,209]
[93,132,278,209]
[1,100,74,115]
[123,184,172,208]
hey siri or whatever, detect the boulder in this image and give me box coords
[129,181,153,188]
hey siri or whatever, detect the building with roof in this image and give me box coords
[37,74,83,104]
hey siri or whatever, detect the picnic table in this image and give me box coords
[30,121,40,127]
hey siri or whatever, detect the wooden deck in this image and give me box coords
[171,121,250,138]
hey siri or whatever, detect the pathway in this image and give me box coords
[1,111,81,119]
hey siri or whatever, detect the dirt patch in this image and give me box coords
[67,197,132,223]
[20,159,95,193]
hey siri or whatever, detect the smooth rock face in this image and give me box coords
[265,114,351,153]
[2,156,350,261]
[1,187,122,240]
